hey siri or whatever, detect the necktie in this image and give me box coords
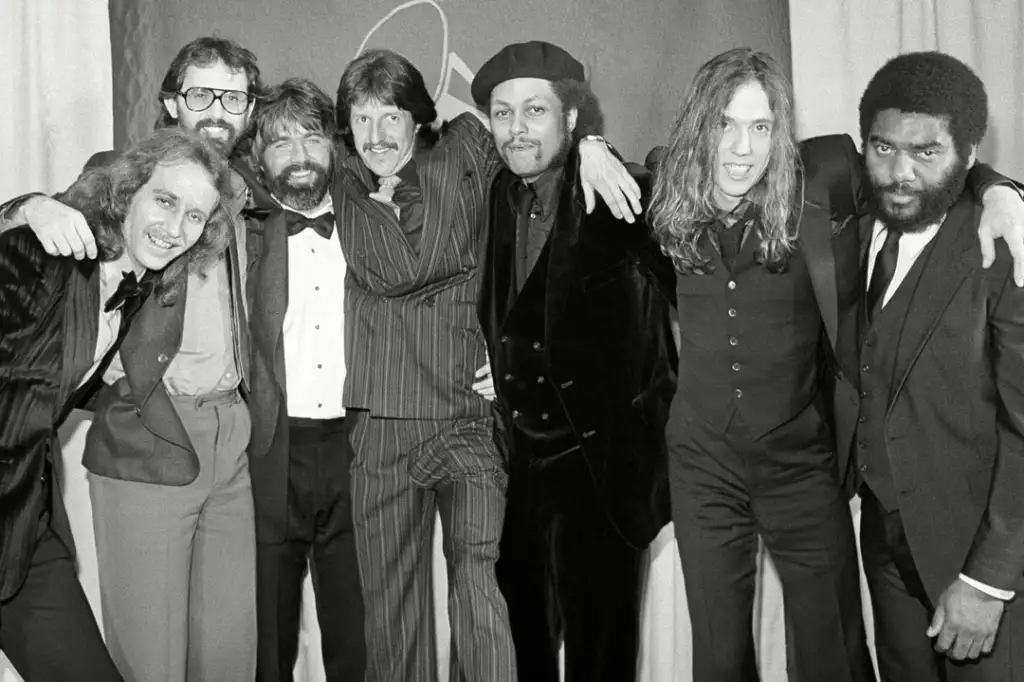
[514,182,538,292]
[283,210,334,239]
[866,228,902,322]
[370,176,402,217]
[103,271,153,313]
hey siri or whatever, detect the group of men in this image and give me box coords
[2,25,1024,682]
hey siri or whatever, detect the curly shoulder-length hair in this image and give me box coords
[649,48,801,274]
[55,128,235,305]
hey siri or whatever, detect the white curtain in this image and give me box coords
[789,0,1024,178]
[0,0,113,198]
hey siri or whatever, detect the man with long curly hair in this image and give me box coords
[648,47,1024,682]
[0,127,232,682]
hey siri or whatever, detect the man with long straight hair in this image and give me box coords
[238,77,366,682]
[332,47,640,682]
[648,47,1024,681]
[0,35,263,682]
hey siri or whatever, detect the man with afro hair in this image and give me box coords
[835,50,1024,680]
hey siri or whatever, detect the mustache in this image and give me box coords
[196,118,235,133]
[362,141,398,152]
[503,137,542,151]
[278,161,327,181]
[876,181,920,196]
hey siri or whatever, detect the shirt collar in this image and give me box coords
[515,167,564,219]
[271,193,334,219]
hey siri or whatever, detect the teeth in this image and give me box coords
[148,234,174,249]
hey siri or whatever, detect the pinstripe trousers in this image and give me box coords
[349,411,516,682]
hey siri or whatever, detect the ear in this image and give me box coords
[163,96,180,123]
[966,143,978,168]
[566,106,578,134]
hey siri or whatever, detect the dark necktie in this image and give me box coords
[103,271,153,314]
[284,210,335,239]
[866,228,902,322]
[514,182,538,292]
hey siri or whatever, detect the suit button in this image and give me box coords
[157,353,169,363]
[729,337,738,346]
[582,429,597,438]
[560,380,574,389]
[728,280,736,290]
[858,416,866,424]
[728,308,737,318]
[861,364,871,372]
[536,376,545,384]
[858,441,867,449]
[860,390,868,398]
[504,373,513,381]
[532,341,542,351]
[734,389,743,398]
[731,362,741,371]
[859,464,868,472]
[512,410,521,418]
[133,407,141,416]
[541,412,549,421]
[501,336,509,344]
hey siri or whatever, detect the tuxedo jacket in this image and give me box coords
[71,150,250,488]
[834,193,1024,601]
[479,150,678,548]
[0,228,144,600]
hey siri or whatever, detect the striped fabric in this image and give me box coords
[333,114,502,419]
[348,412,514,682]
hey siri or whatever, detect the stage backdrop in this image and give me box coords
[109,0,790,162]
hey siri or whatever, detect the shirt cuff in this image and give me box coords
[959,573,1015,600]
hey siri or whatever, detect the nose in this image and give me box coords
[510,111,527,136]
[891,152,916,183]
[291,142,309,163]
[731,128,752,156]
[369,119,387,144]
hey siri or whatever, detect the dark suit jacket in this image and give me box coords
[332,114,502,420]
[834,194,1024,601]
[0,228,141,600]
[479,151,678,548]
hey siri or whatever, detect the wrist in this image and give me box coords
[0,192,47,226]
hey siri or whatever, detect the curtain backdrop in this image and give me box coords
[0,0,112,198]
[790,0,1024,178]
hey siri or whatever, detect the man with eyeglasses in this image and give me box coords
[0,36,261,682]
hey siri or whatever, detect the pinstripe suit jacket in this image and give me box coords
[333,114,503,419]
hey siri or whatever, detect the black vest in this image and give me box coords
[855,239,936,511]
[676,229,822,437]
[491,239,575,448]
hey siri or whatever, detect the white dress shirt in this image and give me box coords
[867,219,1013,601]
[78,260,131,390]
[281,198,348,419]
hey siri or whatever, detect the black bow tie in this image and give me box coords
[284,210,335,239]
[104,271,153,313]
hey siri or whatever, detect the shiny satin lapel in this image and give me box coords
[251,211,289,395]
[799,201,839,350]
[888,196,979,409]
[545,149,583,336]
[833,213,863,385]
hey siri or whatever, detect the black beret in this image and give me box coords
[471,41,585,106]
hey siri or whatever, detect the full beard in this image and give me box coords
[194,117,241,153]
[871,160,970,234]
[267,161,332,211]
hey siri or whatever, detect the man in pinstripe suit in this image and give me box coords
[330,48,641,682]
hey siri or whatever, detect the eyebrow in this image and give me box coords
[723,115,774,125]
[868,134,945,151]
[152,188,180,202]
[491,95,550,109]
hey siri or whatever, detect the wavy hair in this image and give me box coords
[335,49,440,150]
[56,128,235,305]
[250,77,337,183]
[649,48,801,274]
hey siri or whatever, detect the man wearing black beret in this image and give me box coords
[471,41,677,682]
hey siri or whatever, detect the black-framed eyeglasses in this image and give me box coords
[177,87,252,115]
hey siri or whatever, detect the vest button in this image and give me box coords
[157,353,169,363]
[861,364,871,372]
[501,336,509,344]
[512,410,521,418]
[503,373,513,381]
[860,390,868,398]
[729,337,738,346]
[532,341,542,351]
[536,376,545,384]
[728,308,737,318]
[731,362,741,371]
[858,416,866,424]
[728,280,736,290]
[541,412,549,420]
[734,389,743,398]
[859,463,868,472]
[560,380,574,389]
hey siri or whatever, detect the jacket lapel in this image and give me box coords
[414,142,457,282]
[58,259,100,409]
[481,171,518,338]
[833,213,864,385]
[799,200,839,350]
[888,196,979,408]
[251,213,289,395]
[544,151,583,339]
